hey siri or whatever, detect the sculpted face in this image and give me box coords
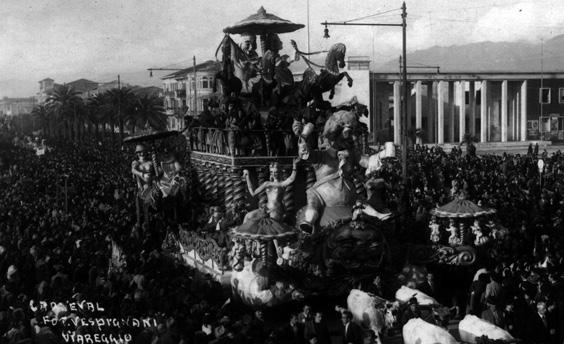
[323,111,358,151]
[269,163,280,181]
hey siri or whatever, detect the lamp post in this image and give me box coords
[322,2,408,182]
[537,158,545,190]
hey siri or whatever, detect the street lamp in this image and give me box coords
[323,22,330,38]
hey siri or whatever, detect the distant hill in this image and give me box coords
[373,34,564,73]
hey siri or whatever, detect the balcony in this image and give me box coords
[188,127,299,167]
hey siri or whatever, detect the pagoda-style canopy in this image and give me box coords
[232,217,297,242]
[430,194,496,218]
[223,7,304,35]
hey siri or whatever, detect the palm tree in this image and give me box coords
[135,95,167,132]
[46,85,83,140]
[87,94,111,139]
[31,105,51,138]
[105,88,137,140]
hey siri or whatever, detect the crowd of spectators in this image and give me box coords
[1,119,564,344]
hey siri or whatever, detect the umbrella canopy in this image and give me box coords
[232,217,297,241]
[123,130,179,144]
[223,7,305,35]
[430,195,496,218]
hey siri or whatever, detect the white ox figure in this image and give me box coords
[459,315,515,344]
[230,260,275,306]
[346,289,399,341]
[395,285,438,306]
[230,259,303,307]
[402,318,458,344]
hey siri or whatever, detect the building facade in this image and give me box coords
[0,97,36,116]
[161,60,219,131]
[369,72,564,145]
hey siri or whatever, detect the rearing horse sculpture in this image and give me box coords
[289,40,353,107]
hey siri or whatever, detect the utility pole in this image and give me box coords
[401,2,408,183]
[307,0,311,53]
[540,38,544,140]
[193,56,198,117]
[321,2,408,182]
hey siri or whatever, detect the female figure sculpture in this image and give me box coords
[242,157,300,223]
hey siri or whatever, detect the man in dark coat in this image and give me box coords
[524,301,552,344]
[340,310,363,344]
[417,272,437,298]
[304,311,330,344]
[278,313,305,344]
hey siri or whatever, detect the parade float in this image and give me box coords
[122,7,503,307]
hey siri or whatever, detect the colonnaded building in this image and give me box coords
[318,57,564,147]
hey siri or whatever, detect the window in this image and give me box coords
[202,77,209,89]
[559,88,564,104]
[539,87,551,104]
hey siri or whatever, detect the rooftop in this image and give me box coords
[161,60,220,80]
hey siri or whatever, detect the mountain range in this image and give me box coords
[2,35,564,98]
[374,34,564,73]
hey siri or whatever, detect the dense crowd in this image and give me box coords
[376,144,564,343]
[1,120,564,344]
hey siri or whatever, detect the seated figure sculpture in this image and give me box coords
[293,110,384,233]
[157,147,185,198]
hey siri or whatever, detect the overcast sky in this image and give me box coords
[1,0,564,97]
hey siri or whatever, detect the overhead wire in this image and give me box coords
[343,7,401,23]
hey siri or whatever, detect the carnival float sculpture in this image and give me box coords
[123,6,511,307]
[408,187,499,267]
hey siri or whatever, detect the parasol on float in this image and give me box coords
[430,193,496,218]
[224,7,304,35]
[223,7,304,55]
[123,130,179,144]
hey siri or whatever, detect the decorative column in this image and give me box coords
[427,82,435,143]
[437,81,445,144]
[448,82,455,143]
[232,167,246,208]
[203,163,213,202]
[212,165,220,203]
[521,80,527,141]
[415,80,423,145]
[459,81,466,140]
[217,166,226,206]
[393,81,401,145]
[224,167,234,210]
[469,81,476,136]
[480,81,488,143]
[501,80,508,142]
